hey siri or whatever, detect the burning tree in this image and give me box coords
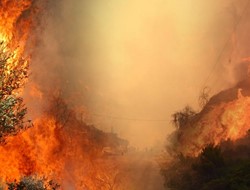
[0,42,28,139]
[0,1,61,189]
[0,1,129,189]
[0,0,39,139]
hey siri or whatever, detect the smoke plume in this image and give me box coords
[28,0,250,149]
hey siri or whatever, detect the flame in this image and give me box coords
[174,91,250,156]
[0,0,33,95]
[0,1,123,189]
[0,113,119,189]
[0,0,32,44]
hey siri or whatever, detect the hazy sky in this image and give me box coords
[27,0,250,148]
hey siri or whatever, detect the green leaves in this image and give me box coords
[0,41,29,140]
[7,177,60,190]
[0,95,27,137]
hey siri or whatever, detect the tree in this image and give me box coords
[0,42,58,189]
[171,106,196,129]
[0,42,29,140]
[198,87,210,109]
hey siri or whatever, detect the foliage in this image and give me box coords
[171,106,196,129]
[0,42,60,189]
[0,42,29,139]
[161,142,250,190]
[193,144,225,180]
[7,177,60,190]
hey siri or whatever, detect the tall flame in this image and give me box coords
[171,88,250,156]
[0,0,33,80]
[0,1,124,189]
[0,113,119,189]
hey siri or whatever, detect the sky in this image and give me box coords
[26,0,250,148]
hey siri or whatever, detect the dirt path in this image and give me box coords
[117,151,166,190]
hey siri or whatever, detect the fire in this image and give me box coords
[0,0,32,77]
[0,112,118,189]
[0,1,123,189]
[172,89,250,156]
[0,0,32,43]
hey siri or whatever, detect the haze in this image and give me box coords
[28,0,250,148]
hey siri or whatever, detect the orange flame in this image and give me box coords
[0,0,33,96]
[0,113,119,189]
[174,90,250,156]
[0,0,32,45]
[0,1,123,189]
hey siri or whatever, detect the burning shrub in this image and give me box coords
[0,42,29,139]
[7,176,59,190]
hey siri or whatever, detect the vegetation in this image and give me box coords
[171,106,196,129]
[7,177,59,190]
[163,94,250,190]
[0,42,29,140]
[161,138,250,190]
[198,87,210,109]
[0,43,59,189]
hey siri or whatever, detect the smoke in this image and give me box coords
[13,0,250,189]
[24,0,250,149]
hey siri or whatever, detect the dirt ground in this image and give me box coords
[108,150,166,190]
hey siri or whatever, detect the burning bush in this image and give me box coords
[7,176,59,190]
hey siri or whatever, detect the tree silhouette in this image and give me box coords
[171,106,196,129]
[198,87,210,109]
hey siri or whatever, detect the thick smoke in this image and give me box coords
[17,1,250,189]
[25,0,250,149]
